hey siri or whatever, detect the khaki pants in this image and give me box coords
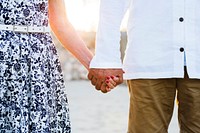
[127,68,200,133]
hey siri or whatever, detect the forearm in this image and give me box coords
[48,0,93,70]
[51,22,93,70]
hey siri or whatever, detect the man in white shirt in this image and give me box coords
[88,0,200,132]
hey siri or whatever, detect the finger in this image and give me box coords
[100,83,108,93]
[109,76,117,86]
[87,72,93,80]
[91,77,97,86]
[101,89,107,93]
[95,79,104,91]
[116,75,123,85]
[105,76,116,86]
[105,80,115,89]
[112,76,120,82]
[106,86,111,92]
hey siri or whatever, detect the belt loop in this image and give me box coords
[24,25,28,33]
[13,25,28,33]
[43,26,45,33]
[43,26,49,33]
[13,25,16,31]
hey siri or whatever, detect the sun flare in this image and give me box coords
[65,0,128,32]
[65,0,99,32]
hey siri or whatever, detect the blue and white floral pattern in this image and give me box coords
[0,0,71,133]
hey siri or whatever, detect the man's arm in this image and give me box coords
[88,0,129,93]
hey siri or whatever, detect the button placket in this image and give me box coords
[172,0,186,70]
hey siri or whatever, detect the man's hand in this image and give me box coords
[88,68,124,93]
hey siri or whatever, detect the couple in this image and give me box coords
[1,0,200,133]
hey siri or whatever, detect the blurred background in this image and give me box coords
[52,0,128,81]
[51,0,179,132]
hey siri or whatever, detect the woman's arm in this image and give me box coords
[48,0,93,70]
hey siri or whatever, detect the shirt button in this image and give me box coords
[179,17,184,22]
[180,47,184,52]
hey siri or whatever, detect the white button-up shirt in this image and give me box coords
[90,0,200,79]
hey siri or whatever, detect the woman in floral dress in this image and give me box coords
[0,0,94,132]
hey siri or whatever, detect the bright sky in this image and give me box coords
[64,0,128,32]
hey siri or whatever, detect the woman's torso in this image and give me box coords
[0,0,48,26]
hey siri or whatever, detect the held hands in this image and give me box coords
[105,76,121,92]
[87,68,124,93]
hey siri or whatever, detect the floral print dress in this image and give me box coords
[0,0,71,133]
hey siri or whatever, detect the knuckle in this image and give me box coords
[91,80,96,85]
[101,90,107,93]
[92,82,95,86]
[95,85,100,90]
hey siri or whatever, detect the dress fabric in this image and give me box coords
[0,0,71,133]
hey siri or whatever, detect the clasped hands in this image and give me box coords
[87,68,124,93]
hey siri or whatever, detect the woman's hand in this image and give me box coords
[105,76,121,92]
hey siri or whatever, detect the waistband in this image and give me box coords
[0,24,50,33]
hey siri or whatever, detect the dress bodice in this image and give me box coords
[0,0,49,26]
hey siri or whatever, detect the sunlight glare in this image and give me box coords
[64,0,128,32]
[65,0,99,32]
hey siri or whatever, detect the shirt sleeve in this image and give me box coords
[89,0,129,68]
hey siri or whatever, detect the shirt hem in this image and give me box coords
[123,72,184,80]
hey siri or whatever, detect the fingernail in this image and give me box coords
[106,80,109,83]
[106,76,110,80]
[111,76,114,79]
